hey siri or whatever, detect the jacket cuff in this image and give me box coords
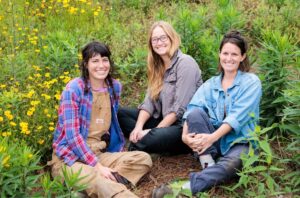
[223,116,241,134]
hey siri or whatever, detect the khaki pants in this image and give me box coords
[50,151,152,198]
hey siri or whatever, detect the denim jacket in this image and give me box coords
[183,70,262,155]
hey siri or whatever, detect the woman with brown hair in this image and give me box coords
[48,41,152,198]
[118,21,202,154]
[153,30,262,197]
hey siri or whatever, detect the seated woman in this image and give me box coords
[48,41,152,198]
[152,31,262,196]
[118,21,202,154]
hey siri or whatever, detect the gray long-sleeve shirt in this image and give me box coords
[139,50,202,119]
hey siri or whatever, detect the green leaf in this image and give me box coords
[269,166,284,171]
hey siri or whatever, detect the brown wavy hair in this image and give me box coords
[218,30,250,73]
[147,21,181,100]
[80,41,115,99]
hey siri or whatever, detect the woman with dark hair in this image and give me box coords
[118,21,202,154]
[153,31,262,196]
[48,41,152,198]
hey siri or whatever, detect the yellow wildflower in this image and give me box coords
[2,155,10,167]
[2,132,12,137]
[63,76,71,84]
[4,110,13,120]
[30,100,40,106]
[32,65,41,71]
[20,122,30,134]
[0,116,3,122]
[0,145,6,153]
[9,121,16,126]
[25,90,35,98]
[41,94,51,100]
[49,126,55,131]
[55,93,61,100]
[78,53,82,60]
[38,139,45,145]
[27,153,33,159]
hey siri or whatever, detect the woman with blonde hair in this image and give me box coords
[118,21,202,154]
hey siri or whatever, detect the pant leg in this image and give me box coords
[129,124,191,154]
[117,107,160,138]
[98,151,152,185]
[186,108,218,156]
[190,144,249,194]
[52,159,137,198]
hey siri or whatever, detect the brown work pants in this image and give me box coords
[50,151,152,198]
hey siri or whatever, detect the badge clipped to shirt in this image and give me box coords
[96,118,104,124]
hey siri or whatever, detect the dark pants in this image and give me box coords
[118,107,191,154]
[186,109,249,194]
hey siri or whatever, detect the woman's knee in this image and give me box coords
[186,109,210,133]
[187,109,207,123]
[130,151,153,168]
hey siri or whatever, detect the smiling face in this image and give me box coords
[151,26,171,58]
[219,42,246,74]
[87,53,110,84]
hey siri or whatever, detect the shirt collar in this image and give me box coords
[86,78,112,92]
[166,49,181,70]
[212,70,242,91]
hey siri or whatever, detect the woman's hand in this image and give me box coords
[137,129,150,141]
[182,132,196,149]
[129,127,142,143]
[130,128,150,143]
[95,163,116,182]
[193,133,216,155]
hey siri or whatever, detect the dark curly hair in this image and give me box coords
[80,41,115,99]
[218,31,250,73]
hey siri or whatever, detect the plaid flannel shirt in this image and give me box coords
[52,77,125,167]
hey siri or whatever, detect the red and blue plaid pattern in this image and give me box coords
[53,77,125,166]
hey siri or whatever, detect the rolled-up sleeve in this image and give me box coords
[138,92,155,116]
[171,56,202,119]
[223,76,262,134]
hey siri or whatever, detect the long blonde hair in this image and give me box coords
[147,21,181,100]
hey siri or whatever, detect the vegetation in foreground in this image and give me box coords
[0,0,299,197]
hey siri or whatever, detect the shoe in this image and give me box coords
[112,172,133,189]
[152,184,173,198]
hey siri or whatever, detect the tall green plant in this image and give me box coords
[257,30,298,129]
[40,167,87,197]
[0,137,43,197]
[275,77,300,193]
[225,125,284,197]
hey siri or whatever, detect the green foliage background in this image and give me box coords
[0,0,299,197]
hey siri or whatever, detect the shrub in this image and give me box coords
[0,137,43,197]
